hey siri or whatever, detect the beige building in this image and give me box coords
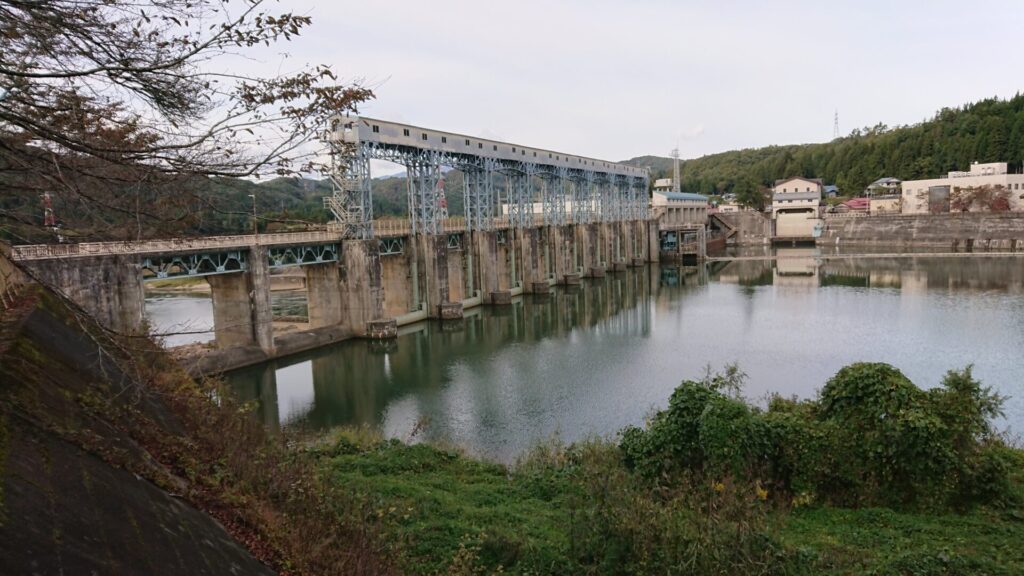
[772,177,822,237]
[651,191,708,227]
[901,162,1024,214]
[869,196,901,214]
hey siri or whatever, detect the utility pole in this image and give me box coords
[833,110,840,140]
[248,194,258,239]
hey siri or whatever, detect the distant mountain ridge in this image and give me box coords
[210,94,1024,230]
[623,94,1024,196]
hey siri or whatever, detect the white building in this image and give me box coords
[653,178,674,193]
[866,177,901,196]
[771,177,822,238]
[901,162,1024,214]
[651,191,708,227]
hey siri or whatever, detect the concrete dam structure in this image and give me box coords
[12,117,669,367]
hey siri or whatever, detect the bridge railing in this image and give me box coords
[11,230,342,260]
[12,212,647,260]
[373,216,527,236]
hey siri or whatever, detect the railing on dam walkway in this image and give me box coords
[10,214,590,260]
[373,216,532,237]
[10,230,341,260]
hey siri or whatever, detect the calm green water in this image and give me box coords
[216,249,1024,462]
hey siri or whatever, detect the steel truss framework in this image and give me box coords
[140,243,339,280]
[379,237,404,256]
[446,233,463,251]
[141,251,247,280]
[267,244,338,268]
[326,121,649,237]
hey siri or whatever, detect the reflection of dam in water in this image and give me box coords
[225,252,1024,462]
[229,269,658,440]
[711,248,1024,294]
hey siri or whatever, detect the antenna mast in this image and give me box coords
[833,110,840,139]
[671,147,681,194]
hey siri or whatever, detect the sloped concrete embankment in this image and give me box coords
[0,284,276,575]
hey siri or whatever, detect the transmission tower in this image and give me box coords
[671,147,681,194]
[833,110,840,139]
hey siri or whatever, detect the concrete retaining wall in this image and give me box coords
[819,213,1024,250]
[713,211,770,245]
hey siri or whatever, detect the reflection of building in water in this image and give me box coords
[900,269,928,295]
[773,247,818,288]
[711,259,774,286]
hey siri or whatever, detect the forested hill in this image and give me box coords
[627,94,1024,197]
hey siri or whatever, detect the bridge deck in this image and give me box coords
[11,231,340,260]
[11,216,644,260]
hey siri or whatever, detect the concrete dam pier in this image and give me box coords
[11,117,724,370]
[13,220,659,366]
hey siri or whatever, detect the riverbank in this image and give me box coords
[146,273,306,295]
[313,431,1024,575]
[308,364,1024,574]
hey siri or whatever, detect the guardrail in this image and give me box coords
[11,230,341,260]
[374,216,525,237]
[11,213,654,260]
[823,212,869,219]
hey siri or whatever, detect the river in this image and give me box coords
[146,248,1024,463]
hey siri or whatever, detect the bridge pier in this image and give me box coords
[21,255,145,336]
[338,239,393,338]
[207,245,273,353]
[471,231,500,304]
[519,227,551,293]
[582,223,606,278]
[305,261,344,328]
[646,220,660,263]
[608,221,628,272]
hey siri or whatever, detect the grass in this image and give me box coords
[313,432,1024,575]
[318,437,578,574]
[780,448,1024,575]
[780,506,1024,575]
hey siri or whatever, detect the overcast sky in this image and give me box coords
[245,0,1022,168]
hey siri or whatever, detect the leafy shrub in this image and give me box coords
[621,363,1014,511]
[557,441,811,575]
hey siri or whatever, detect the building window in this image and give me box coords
[422,133,428,141]
[403,128,410,136]
[465,139,470,146]
[372,125,380,133]
[478,143,483,149]
[493,145,497,151]
[512,147,516,152]
[522,150,526,155]
[441,136,447,143]
[533,151,537,157]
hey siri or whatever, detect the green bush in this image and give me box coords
[620,363,1014,511]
